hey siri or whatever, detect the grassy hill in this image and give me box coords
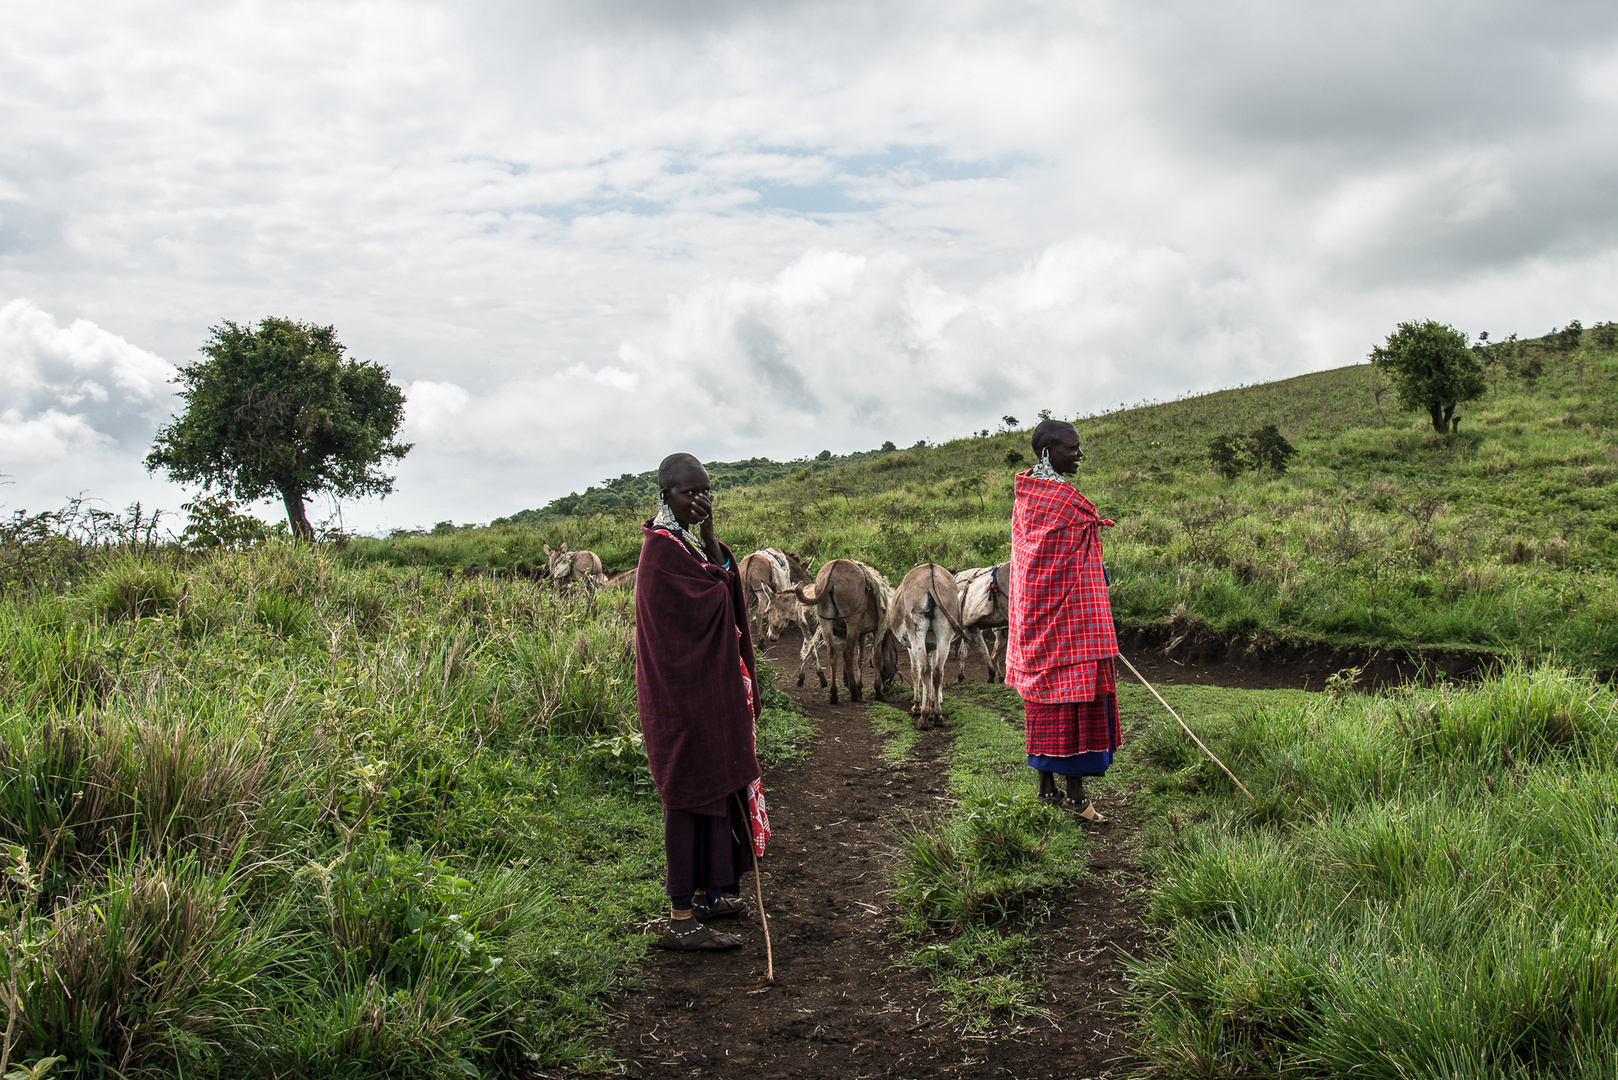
[349,329,1618,672]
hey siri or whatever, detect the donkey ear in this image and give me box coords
[543,544,554,556]
[946,564,959,574]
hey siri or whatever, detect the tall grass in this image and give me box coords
[0,540,698,1077]
[1131,664,1618,1078]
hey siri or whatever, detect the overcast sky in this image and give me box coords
[5,0,1617,531]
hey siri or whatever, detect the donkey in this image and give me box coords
[887,563,968,729]
[954,562,1010,683]
[542,543,606,591]
[765,587,829,688]
[603,567,637,593]
[793,559,897,706]
[738,548,810,642]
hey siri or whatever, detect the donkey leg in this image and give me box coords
[828,637,841,705]
[850,636,866,703]
[908,638,926,719]
[929,637,950,724]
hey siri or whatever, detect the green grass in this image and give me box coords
[884,685,1097,1032]
[866,700,925,764]
[0,541,818,1078]
[755,682,819,769]
[1126,664,1618,1078]
[345,335,1618,671]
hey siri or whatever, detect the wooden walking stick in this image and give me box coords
[1115,653,1256,803]
[736,790,775,983]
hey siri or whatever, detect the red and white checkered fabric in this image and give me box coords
[745,777,769,857]
[1006,471,1119,703]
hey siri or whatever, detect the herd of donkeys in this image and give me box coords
[541,542,1009,729]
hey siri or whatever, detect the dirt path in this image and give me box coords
[596,637,1153,1080]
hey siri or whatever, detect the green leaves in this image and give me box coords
[146,318,411,537]
[1207,422,1298,479]
[1369,320,1487,433]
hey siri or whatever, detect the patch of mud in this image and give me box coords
[1118,625,1498,692]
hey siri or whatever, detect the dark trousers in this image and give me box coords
[663,791,749,899]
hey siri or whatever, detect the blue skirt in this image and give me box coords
[1028,750,1113,776]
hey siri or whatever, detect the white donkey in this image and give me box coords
[886,563,967,729]
[954,562,1010,683]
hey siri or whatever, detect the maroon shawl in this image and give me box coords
[634,524,763,812]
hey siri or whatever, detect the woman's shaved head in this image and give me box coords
[657,453,705,490]
[1031,420,1078,455]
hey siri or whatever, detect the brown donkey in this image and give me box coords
[793,559,897,706]
[738,548,810,641]
[542,543,606,590]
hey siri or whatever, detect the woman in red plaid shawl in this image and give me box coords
[636,453,770,950]
[1007,421,1120,823]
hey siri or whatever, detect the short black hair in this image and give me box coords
[657,452,706,490]
[1031,420,1078,455]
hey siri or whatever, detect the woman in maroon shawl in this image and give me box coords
[636,453,768,950]
[1006,421,1120,823]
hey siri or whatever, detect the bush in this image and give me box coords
[90,559,179,623]
[1207,422,1298,479]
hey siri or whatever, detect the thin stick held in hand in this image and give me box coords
[1116,653,1256,803]
[737,791,775,983]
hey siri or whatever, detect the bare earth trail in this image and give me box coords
[592,634,1155,1080]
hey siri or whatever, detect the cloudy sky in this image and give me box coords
[4,0,1618,531]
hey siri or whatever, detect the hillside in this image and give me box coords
[348,328,1618,670]
[488,446,902,524]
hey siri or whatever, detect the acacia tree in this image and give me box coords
[1368,320,1486,434]
[146,318,411,539]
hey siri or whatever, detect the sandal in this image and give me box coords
[1036,790,1063,806]
[656,920,743,951]
[693,895,748,920]
[1060,796,1109,824]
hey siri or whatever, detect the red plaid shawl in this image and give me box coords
[635,525,763,814]
[1006,471,1118,703]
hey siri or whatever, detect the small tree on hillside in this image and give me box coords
[1368,320,1486,434]
[146,318,411,539]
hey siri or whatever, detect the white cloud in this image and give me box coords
[404,379,471,436]
[558,364,640,391]
[0,408,111,462]
[2,1,1617,529]
[0,298,183,513]
[0,297,177,459]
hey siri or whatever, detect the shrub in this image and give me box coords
[255,590,311,636]
[5,857,280,1075]
[1206,423,1298,479]
[91,559,179,623]
[181,493,273,551]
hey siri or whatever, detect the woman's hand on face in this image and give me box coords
[695,493,716,540]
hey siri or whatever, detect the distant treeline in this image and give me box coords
[493,441,903,524]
